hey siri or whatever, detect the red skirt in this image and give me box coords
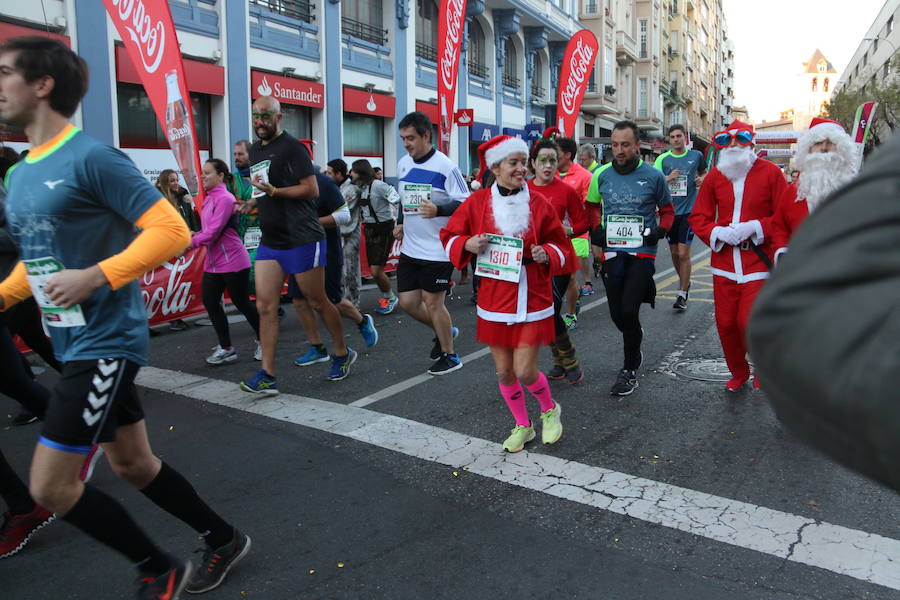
[476,316,555,349]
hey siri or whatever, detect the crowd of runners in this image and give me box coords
[0,36,865,598]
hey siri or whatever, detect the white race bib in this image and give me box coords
[668,175,688,197]
[249,160,271,199]
[474,234,524,283]
[606,215,644,249]
[401,183,431,215]
[23,256,86,328]
[243,226,261,250]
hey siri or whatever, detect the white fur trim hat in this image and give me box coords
[795,117,856,172]
[475,135,530,187]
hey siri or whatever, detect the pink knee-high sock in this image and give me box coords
[524,372,556,413]
[499,381,530,426]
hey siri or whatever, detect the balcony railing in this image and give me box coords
[502,73,520,90]
[468,60,489,79]
[341,17,388,46]
[415,42,437,62]
[531,84,546,99]
[250,0,315,23]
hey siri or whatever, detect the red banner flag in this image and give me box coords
[437,0,467,154]
[102,0,204,202]
[555,30,599,138]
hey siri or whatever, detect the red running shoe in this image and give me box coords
[138,559,193,600]
[0,505,55,559]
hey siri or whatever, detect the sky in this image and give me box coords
[722,0,888,122]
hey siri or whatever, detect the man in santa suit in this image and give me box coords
[689,120,788,391]
[440,135,575,453]
[771,118,859,261]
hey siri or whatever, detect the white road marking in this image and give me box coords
[351,247,712,407]
[136,366,899,591]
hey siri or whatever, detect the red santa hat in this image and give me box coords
[795,117,856,172]
[540,126,560,141]
[473,135,530,189]
[726,119,755,135]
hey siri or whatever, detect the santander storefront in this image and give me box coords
[250,70,324,147]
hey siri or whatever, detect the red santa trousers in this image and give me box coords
[712,277,766,381]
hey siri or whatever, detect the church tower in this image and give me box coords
[797,49,838,127]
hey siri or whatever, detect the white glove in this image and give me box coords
[732,221,757,243]
[717,226,742,246]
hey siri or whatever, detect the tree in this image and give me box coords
[825,55,900,152]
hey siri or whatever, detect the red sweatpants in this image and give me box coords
[712,277,766,381]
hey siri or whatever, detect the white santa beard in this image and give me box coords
[717,146,757,182]
[490,184,531,238]
[796,152,855,212]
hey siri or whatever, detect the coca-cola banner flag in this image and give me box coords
[555,30,599,138]
[103,0,204,200]
[142,248,208,325]
[437,0,466,154]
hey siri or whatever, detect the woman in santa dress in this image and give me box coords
[441,136,575,452]
[527,140,588,385]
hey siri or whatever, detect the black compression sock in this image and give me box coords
[140,462,233,548]
[63,484,171,576]
[0,449,35,516]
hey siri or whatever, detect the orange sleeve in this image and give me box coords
[0,262,33,311]
[97,198,190,290]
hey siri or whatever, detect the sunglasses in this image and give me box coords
[713,129,754,148]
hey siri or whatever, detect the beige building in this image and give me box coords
[577,0,733,155]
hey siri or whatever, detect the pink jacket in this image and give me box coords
[189,183,251,273]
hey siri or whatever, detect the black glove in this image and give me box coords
[590,226,607,247]
[642,226,667,245]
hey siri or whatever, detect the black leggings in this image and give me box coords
[201,269,260,349]
[7,297,61,372]
[551,274,571,336]
[601,255,654,371]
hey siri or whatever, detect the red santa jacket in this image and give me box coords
[440,187,575,324]
[770,183,810,262]
[527,177,586,275]
[690,158,788,283]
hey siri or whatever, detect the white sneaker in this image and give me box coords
[206,345,238,365]
[254,340,262,361]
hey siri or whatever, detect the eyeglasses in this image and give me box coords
[713,129,754,148]
[252,112,277,122]
[536,156,558,165]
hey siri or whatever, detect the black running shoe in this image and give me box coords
[11,410,38,426]
[546,365,566,380]
[138,559,193,600]
[429,327,459,360]
[673,294,688,311]
[610,369,638,396]
[428,353,463,376]
[185,530,251,594]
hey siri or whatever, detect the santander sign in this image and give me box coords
[108,0,166,74]
[556,30,599,138]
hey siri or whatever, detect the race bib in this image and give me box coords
[243,226,262,250]
[249,160,271,199]
[475,234,524,283]
[606,215,644,249]
[668,175,688,197]
[401,183,431,215]
[23,256,86,328]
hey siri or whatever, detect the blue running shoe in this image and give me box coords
[327,348,358,381]
[374,296,398,315]
[358,314,379,347]
[294,345,329,367]
[239,370,278,395]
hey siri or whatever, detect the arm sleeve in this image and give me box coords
[98,198,191,290]
[329,203,351,228]
[386,185,401,204]
[657,202,675,232]
[0,261,32,310]
[445,167,470,203]
[436,200,463,217]
[586,170,602,205]
[567,188,590,236]
[189,193,231,249]
[539,205,577,276]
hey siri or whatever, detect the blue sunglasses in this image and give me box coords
[713,129,754,148]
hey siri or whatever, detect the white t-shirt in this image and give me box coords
[397,149,469,262]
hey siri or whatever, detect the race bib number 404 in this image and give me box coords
[475,234,524,283]
[24,256,86,328]
[401,183,431,215]
[606,215,644,249]
[249,160,271,199]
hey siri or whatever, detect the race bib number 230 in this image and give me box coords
[401,183,431,215]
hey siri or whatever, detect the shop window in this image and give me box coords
[117,83,211,150]
[280,105,313,140]
[343,114,384,156]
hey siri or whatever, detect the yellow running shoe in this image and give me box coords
[502,424,536,453]
[540,402,563,445]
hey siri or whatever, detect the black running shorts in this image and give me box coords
[396,254,454,293]
[40,359,144,452]
[666,214,695,246]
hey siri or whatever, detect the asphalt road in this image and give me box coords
[2,243,898,600]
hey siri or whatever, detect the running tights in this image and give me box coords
[201,269,260,349]
[601,255,654,371]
